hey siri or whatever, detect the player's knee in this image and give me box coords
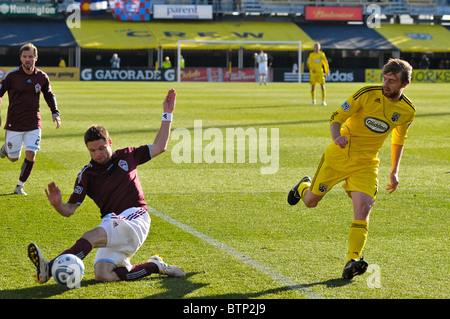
[81,227,107,248]
[354,204,373,221]
[94,266,119,282]
[94,271,117,282]
[352,193,375,221]
[94,260,120,282]
[303,199,318,208]
[303,191,322,208]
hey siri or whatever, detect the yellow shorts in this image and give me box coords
[309,72,326,85]
[310,144,380,199]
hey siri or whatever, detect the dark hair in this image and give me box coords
[84,125,110,145]
[20,43,38,57]
[383,58,412,84]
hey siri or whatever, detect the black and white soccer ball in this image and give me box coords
[51,254,85,289]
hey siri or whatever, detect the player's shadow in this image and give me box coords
[143,271,207,299]
[145,273,351,299]
[0,274,351,299]
[301,277,352,289]
[0,192,15,196]
[145,272,298,299]
[0,281,78,299]
[0,273,203,299]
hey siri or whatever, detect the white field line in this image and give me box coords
[147,205,325,299]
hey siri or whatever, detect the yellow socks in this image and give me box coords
[297,180,311,198]
[321,89,326,103]
[311,89,316,102]
[346,220,368,263]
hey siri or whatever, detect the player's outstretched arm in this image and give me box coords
[162,88,176,114]
[45,182,78,217]
[150,88,176,158]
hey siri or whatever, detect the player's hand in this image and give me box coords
[53,115,61,129]
[334,135,348,148]
[163,88,176,114]
[386,172,399,194]
[45,182,63,208]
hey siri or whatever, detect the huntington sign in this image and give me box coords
[0,2,58,17]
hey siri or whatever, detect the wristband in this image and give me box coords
[162,112,173,122]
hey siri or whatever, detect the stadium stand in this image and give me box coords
[0,0,448,73]
[150,0,449,16]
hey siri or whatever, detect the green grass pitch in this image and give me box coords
[0,81,448,300]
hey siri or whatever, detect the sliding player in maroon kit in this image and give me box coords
[28,88,185,284]
[0,43,61,195]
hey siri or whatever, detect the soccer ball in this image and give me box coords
[51,254,85,289]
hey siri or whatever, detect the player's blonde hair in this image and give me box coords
[383,58,412,84]
[20,43,38,57]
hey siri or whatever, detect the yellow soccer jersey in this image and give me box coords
[330,85,415,161]
[307,51,329,74]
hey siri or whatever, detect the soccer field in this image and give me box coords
[0,81,448,301]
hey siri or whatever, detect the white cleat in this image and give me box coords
[14,185,27,195]
[149,255,186,277]
[28,243,50,284]
[321,101,327,106]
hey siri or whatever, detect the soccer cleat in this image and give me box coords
[0,144,6,158]
[28,243,50,284]
[342,258,369,280]
[312,100,316,105]
[149,255,186,277]
[321,101,327,106]
[14,185,27,196]
[287,176,312,205]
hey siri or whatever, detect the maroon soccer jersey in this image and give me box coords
[68,146,152,217]
[0,66,59,131]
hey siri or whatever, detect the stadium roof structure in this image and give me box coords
[0,20,76,47]
[68,20,316,51]
[299,24,397,50]
[65,20,450,53]
[1,19,449,53]
[374,24,450,52]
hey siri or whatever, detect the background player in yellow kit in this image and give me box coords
[288,59,415,279]
[307,42,329,106]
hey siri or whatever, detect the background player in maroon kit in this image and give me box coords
[28,88,185,284]
[0,43,61,195]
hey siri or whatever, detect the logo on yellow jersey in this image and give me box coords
[364,117,390,133]
[391,112,401,122]
[318,183,328,193]
[341,101,351,111]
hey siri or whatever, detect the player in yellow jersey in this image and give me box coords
[288,59,415,279]
[307,42,329,106]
